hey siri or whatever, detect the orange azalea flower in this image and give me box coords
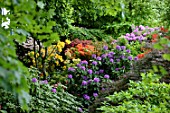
[152,34,158,39]
[137,53,145,59]
[151,39,157,43]
[76,43,83,51]
[79,51,85,56]
[160,27,168,32]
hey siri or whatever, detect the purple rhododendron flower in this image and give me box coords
[82,76,88,80]
[128,56,133,60]
[150,28,155,32]
[80,66,86,71]
[83,94,90,100]
[103,45,108,50]
[139,25,145,31]
[133,28,139,32]
[77,63,81,67]
[116,59,120,62]
[134,56,138,61]
[92,61,97,65]
[94,77,100,82]
[143,33,147,37]
[104,74,110,79]
[99,69,104,74]
[95,71,99,74]
[121,46,126,50]
[101,54,107,58]
[87,69,93,74]
[81,60,88,65]
[122,66,125,69]
[97,56,102,60]
[51,88,56,93]
[82,80,87,86]
[131,33,135,37]
[115,68,119,71]
[68,67,75,72]
[68,74,73,79]
[32,78,37,83]
[110,59,114,63]
[109,52,114,55]
[107,54,113,58]
[126,33,130,36]
[116,45,121,50]
[93,93,98,97]
[120,55,125,59]
[126,49,131,53]
[88,79,92,84]
[92,54,96,59]
[78,108,83,112]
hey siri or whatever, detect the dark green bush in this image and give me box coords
[98,72,170,113]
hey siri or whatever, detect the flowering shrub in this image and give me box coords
[124,25,160,42]
[118,25,161,57]
[65,43,136,107]
[65,38,96,60]
[27,39,71,76]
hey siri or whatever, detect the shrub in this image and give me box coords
[0,67,83,113]
[65,43,135,108]
[98,72,170,113]
[65,39,96,60]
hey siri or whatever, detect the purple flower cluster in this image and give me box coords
[128,56,133,61]
[68,74,73,79]
[51,88,56,93]
[80,66,86,71]
[93,93,98,97]
[103,45,108,50]
[92,54,96,59]
[87,69,93,74]
[99,69,104,74]
[92,61,97,65]
[134,56,138,61]
[94,77,100,82]
[80,60,88,65]
[101,54,107,58]
[104,74,110,79]
[68,67,75,72]
[96,56,102,60]
[81,80,87,86]
[124,25,160,42]
[32,78,37,83]
[83,94,90,100]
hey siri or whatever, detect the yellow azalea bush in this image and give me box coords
[27,39,71,76]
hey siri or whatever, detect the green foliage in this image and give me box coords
[122,0,161,26]
[0,0,62,110]
[0,67,83,113]
[98,73,170,113]
[68,26,110,41]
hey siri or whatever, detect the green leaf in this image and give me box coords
[162,54,170,61]
[153,43,163,50]
[37,1,45,9]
